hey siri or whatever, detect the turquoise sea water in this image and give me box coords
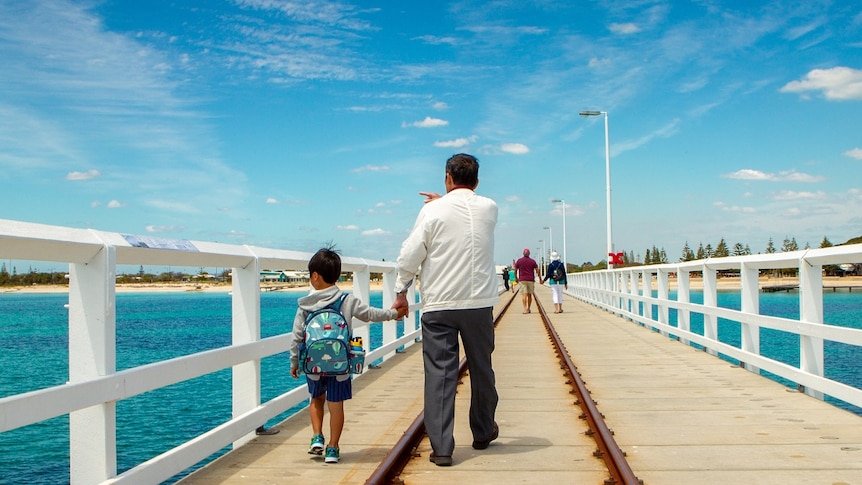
[1,289,861,484]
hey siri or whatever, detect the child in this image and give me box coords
[290,248,408,464]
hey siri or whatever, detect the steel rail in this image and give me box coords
[535,298,642,485]
[364,290,518,485]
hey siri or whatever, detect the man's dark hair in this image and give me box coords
[308,247,342,284]
[446,153,479,187]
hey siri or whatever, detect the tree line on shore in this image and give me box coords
[567,234,862,274]
[0,263,230,288]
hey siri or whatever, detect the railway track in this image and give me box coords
[364,290,642,485]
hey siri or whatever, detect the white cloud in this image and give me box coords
[361,228,389,236]
[413,35,457,46]
[771,190,825,200]
[352,164,390,172]
[505,195,521,202]
[106,199,124,208]
[722,168,824,182]
[613,120,679,156]
[337,224,359,230]
[609,23,640,35]
[715,201,756,213]
[266,197,278,204]
[66,169,101,181]
[402,116,448,128]
[844,148,862,159]
[588,57,612,68]
[434,135,477,148]
[780,170,825,182]
[432,101,449,110]
[780,66,862,100]
[500,143,529,155]
[146,199,200,214]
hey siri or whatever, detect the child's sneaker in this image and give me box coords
[324,446,340,464]
[308,434,325,455]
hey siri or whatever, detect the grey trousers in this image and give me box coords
[421,307,498,456]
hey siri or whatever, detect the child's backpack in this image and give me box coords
[299,294,360,376]
[552,263,564,282]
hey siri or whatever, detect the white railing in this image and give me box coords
[566,245,862,410]
[0,218,422,485]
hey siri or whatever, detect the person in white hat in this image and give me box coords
[542,251,568,313]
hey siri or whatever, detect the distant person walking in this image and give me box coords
[514,248,541,313]
[501,266,510,292]
[391,153,500,467]
[542,251,568,313]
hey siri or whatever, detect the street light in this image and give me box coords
[539,239,546,272]
[543,226,553,255]
[579,109,614,268]
[550,199,567,269]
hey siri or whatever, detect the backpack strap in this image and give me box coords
[331,292,348,312]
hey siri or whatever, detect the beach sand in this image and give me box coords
[1,280,383,294]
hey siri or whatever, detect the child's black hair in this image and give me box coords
[308,246,341,284]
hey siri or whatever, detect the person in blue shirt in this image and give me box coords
[542,251,568,313]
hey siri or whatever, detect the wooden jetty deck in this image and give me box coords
[180,285,862,484]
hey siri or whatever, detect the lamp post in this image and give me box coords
[539,239,546,275]
[579,109,613,268]
[550,199,567,269]
[543,226,553,255]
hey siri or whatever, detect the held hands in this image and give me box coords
[395,305,409,319]
[392,293,410,319]
[290,364,299,379]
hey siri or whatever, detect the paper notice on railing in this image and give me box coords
[122,234,199,251]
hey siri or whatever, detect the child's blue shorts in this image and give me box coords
[306,375,352,402]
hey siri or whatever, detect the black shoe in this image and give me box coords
[429,451,453,466]
[255,426,280,436]
[472,422,499,450]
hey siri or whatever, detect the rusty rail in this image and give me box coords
[535,298,642,485]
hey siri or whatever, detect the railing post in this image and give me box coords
[232,258,261,447]
[381,269,401,351]
[630,271,640,318]
[619,271,630,318]
[657,269,669,336]
[677,270,690,345]
[376,269,396,359]
[69,244,117,484]
[799,257,824,399]
[740,263,761,374]
[352,268,372,360]
[702,265,718,356]
[640,269,651,327]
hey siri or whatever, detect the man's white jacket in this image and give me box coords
[396,188,499,312]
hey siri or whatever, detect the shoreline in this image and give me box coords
[1,281,383,295]
[3,276,861,295]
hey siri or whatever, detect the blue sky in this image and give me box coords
[2,0,862,271]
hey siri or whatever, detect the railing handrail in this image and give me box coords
[565,245,862,412]
[0,218,418,485]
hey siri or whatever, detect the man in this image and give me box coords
[514,248,541,313]
[392,153,499,467]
